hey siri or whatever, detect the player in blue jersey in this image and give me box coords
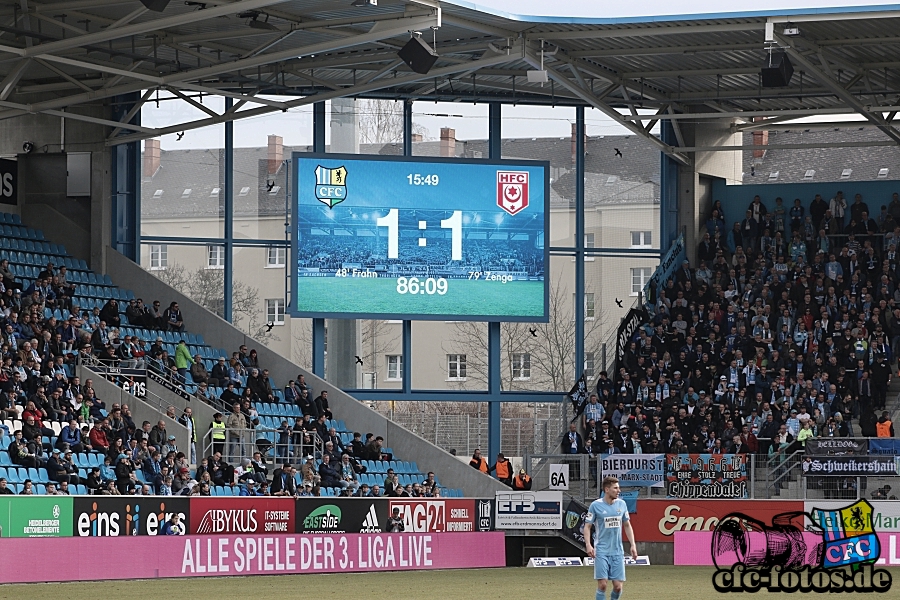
[584,476,637,600]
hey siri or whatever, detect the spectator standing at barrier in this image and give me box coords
[178,407,196,464]
[226,403,247,459]
[174,340,191,384]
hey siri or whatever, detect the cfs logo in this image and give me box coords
[314,165,348,208]
[497,171,529,215]
[497,493,535,513]
[76,501,140,537]
[477,500,493,532]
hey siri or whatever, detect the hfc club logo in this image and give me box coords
[314,165,348,208]
[497,171,529,215]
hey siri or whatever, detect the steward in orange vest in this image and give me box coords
[469,449,489,473]
[512,469,532,490]
[876,413,894,438]
[492,453,512,485]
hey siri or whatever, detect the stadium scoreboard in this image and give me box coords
[291,153,549,322]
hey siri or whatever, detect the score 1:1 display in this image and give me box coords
[375,208,462,261]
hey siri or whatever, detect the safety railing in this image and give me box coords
[200,426,322,466]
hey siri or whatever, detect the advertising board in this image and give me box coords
[388,499,476,532]
[0,532,507,583]
[495,491,562,529]
[189,497,294,535]
[629,499,804,543]
[0,496,71,537]
[73,496,189,536]
[296,498,388,534]
[601,454,665,488]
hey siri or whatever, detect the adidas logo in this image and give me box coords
[361,504,382,533]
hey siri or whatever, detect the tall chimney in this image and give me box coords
[751,118,768,159]
[411,133,423,143]
[440,127,456,157]
[267,134,283,174]
[571,123,586,164]
[143,138,160,178]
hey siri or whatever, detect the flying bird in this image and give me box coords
[615,298,623,308]
[265,322,274,332]
[529,327,537,337]
[354,355,363,365]
[266,180,275,192]
[614,148,622,157]
[176,132,185,141]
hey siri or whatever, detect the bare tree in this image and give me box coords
[357,99,429,145]
[444,321,535,391]
[444,275,611,393]
[359,320,400,385]
[150,262,279,344]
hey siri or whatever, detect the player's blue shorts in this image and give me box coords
[594,555,626,581]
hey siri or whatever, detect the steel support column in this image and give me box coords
[488,101,502,462]
[574,106,585,389]
[110,92,141,262]
[402,99,413,395]
[223,97,234,323]
[312,101,326,379]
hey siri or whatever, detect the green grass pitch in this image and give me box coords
[10,566,899,599]
[295,276,545,318]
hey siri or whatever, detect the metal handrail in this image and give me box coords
[200,425,323,465]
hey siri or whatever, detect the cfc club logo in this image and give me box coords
[711,499,892,594]
[314,165,348,208]
[497,171,529,215]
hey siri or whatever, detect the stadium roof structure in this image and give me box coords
[4,1,900,165]
[141,134,659,218]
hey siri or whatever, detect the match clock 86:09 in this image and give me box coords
[396,277,448,295]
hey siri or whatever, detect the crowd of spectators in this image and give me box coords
[565,191,897,479]
[0,247,454,497]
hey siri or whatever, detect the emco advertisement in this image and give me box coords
[495,491,562,529]
[73,497,189,537]
[630,499,803,543]
[389,499,477,532]
[190,498,294,535]
[0,532,507,583]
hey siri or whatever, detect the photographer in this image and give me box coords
[387,507,405,533]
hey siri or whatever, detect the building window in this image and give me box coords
[631,231,652,248]
[207,245,225,269]
[265,299,285,325]
[447,354,467,380]
[181,188,192,198]
[210,187,220,197]
[150,245,167,270]
[573,293,596,320]
[268,185,282,195]
[239,186,251,196]
[585,352,595,379]
[631,267,651,295]
[512,353,531,380]
[266,246,286,268]
[386,355,402,381]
